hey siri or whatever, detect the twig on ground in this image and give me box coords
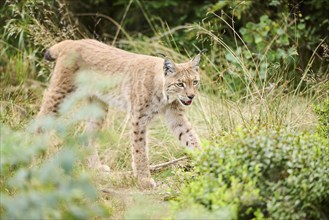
[150,156,189,172]
[101,188,154,196]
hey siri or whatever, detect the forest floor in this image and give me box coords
[1,79,318,218]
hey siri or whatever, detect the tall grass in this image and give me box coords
[1,1,327,218]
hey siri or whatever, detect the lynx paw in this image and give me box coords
[96,164,111,172]
[138,177,156,189]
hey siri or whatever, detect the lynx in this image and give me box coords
[37,39,202,188]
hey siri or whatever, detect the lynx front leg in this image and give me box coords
[85,97,110,172]
[165,105,201,150]
[131,114,156,188]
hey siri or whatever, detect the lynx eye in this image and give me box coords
[176,82,185,88]
[193,80,199,86]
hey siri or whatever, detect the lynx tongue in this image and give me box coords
[181,99,192,106]
[185,100,192,105]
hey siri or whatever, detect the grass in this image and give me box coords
[1,39,322,218]
[1,2,326,217]
[91,91,317,217]
[0,73,319,218]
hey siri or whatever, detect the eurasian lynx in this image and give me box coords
[37,39,202,188]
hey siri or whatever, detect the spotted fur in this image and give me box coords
[37,39,202,188]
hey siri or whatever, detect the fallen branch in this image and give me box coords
[101,188,154,196]
[100,157,189,195]
[150,156,189,172]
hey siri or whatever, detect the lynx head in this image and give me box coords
[163,53,202,106]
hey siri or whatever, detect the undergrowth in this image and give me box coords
[1,0,328,219]
[173,127,329,219]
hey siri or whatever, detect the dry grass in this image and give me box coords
[1,1,326,218]
[0,55,319,218]
[80,89,317,218]
[0,12,321,219]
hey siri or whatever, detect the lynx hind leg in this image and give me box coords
[85,97,110,172]
[37,56,77,118]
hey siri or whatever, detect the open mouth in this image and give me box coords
[179,99,193,106]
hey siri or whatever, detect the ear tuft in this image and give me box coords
[191,54,200,70]
[190,49,206,71]
[164,58,176,76]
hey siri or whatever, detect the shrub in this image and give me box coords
[173,127,329,219]
[0,86,111,219]
[315,98,329,138]
[315,84,329,138]
[0,125,107,219]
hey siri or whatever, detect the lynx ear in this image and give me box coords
[164,58,176,76]
[190,54,201,71]
[190,49,207,71]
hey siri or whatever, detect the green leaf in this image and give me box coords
[277,28,285,36]
[297,23,305,30]
[255,35,263,44]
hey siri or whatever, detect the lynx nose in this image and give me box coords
[187,94,195,100]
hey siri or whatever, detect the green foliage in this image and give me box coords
[192,0,328,97]
[0,127,106,219]
[1,0,78,49]
[68,0,211,38]
[315,84,329,138]
[1,0,328,218]
[2,0,327,96]
[173,127,329,219]
[0,84,112,218]
[239,15,298,75]
[1,0,80,83]
[315,98,329,137]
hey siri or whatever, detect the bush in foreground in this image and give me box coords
[0,125,107,219]
[173,127,329,219]
[315,95,329,138]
